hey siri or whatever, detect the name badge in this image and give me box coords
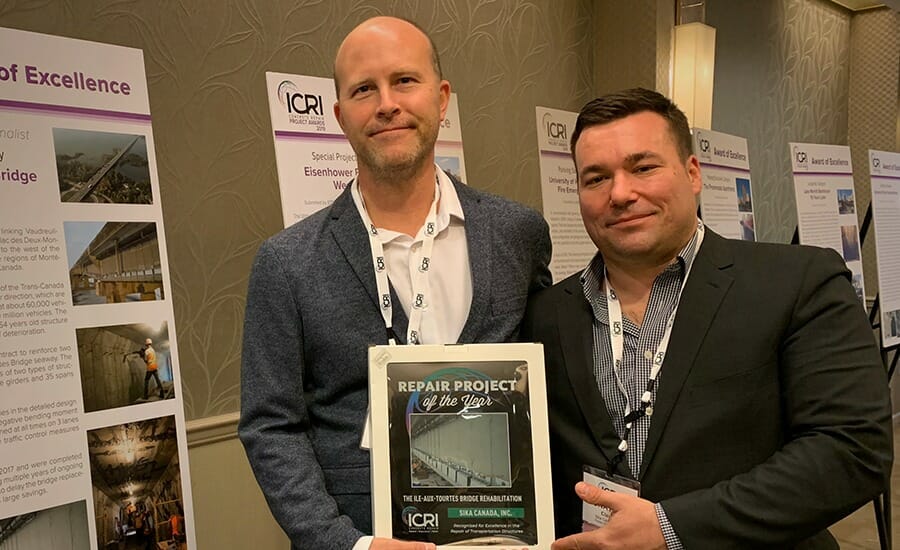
[581,465,640,531]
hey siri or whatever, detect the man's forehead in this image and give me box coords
[578,115,673,150]
[336,18,429,65]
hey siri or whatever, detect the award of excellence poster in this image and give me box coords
[535,106,595,281]
[790,142,865,304]
[265,72,467,227]
[369,344,554,549]
[869,149,900,348]
[0,26,195,549]
[692,128,756,241]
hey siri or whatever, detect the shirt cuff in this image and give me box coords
[352,535,373,550]
[655,503,683,550]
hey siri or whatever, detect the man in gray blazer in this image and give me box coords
[239,16,551,550]
[521,88,892,549]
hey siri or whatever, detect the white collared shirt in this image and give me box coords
[350,166,473,344]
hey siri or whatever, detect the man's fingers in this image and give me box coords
[575,481,627,508]
[371,537,436,550]
[551,533,582,550]
[397,540,435,550]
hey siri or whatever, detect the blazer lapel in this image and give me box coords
[455,180,492,344]
[639,231,734,478]
[329,186,410,343]
[557,277,635,479]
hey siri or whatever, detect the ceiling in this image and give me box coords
[828,0,900,10]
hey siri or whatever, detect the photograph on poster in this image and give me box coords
[409,412,512,489]
[736,177,753,212]
[76,321,175,413]
[435,156,461,181]
[740,214,755,241]
[0,499,90,549]
[840,225,861,262]
[53,128,152,204]
[837,189,855,215]
[87,416,187,550]
[64,221,164,305]
[884,309,900,338]
[851,274,865,303]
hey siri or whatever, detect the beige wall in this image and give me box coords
[592,0,673,95]
[187,415,288,549]
[848,8,900,300]
[709,0,853,245]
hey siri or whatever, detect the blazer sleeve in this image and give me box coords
[661,248,893,548]
[529,214,553,293]
[238,240,364,549]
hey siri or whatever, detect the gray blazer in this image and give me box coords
[239,175,552,549]
[522,230,892,549]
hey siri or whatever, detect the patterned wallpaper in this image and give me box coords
[0,0,594,419]
[848,8,900,295]
[709,0,852,245]
[593,0,663,95]
[1,1,896,419]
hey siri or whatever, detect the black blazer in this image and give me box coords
[522,230,892,549]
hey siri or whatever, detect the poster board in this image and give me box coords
[0,26,195,549]
[692,128,756,240]
[869,149,900,347]
[535,106,594,280]
[790,142,865,304]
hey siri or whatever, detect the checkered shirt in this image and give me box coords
[580,229,700,550]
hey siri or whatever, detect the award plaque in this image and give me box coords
[368,343,554,549]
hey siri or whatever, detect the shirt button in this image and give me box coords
[643,350,653,360]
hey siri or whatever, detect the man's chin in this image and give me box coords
[367,155,429,181]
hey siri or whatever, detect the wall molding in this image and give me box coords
[186,412,240,448]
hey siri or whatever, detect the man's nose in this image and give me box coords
[376,88,401,117]
[608,173,636,206]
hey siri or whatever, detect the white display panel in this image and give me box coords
[0,26,195,549]
[790,142,865,304]
[535,106,594,281]
[869,149,900,347]
[693,128,755,241]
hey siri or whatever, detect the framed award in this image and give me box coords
[368,343,554,549]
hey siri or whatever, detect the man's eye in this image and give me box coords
[583,175,608,186]
[635,164,658,173]
[353,84,371,95]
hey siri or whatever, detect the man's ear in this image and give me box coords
[333,101,345,132]
[686,155,702,196]
[438,80,451,121]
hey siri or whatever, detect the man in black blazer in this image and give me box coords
[521,88,892,549]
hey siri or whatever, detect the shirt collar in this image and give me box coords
[435,166,465,227]
[350,164,464,243]
[580,221,703,316]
